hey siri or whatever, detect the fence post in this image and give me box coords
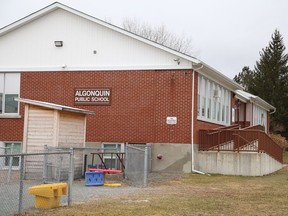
[124,143,128,180]
[57,155,63,182]
[6,143,14,184]
[143,146,148,187]
[18,154,24,214]
[43,145,48,183]
[68,148,74,206]
[83,154,87,178]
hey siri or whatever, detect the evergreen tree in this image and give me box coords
[233,66,255,92]
[253,29,288,133]
[234,30,288,136]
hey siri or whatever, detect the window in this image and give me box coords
[207,81,211,119]
[0,142,21,169]
[197,74,231,125]
[201,77,206,117]
[102,143,123,169]
[0,73,20,115]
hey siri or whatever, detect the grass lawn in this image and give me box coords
[28,167,288,216]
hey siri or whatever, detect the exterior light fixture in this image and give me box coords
[54,41,63,47]
[174,58,180,65]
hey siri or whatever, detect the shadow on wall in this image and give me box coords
[162,152,191,173]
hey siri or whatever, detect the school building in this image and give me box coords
[0,2,283,175]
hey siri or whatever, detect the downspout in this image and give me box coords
[268,108,276,133]
[191,64,206,175]
[269,108,276,115]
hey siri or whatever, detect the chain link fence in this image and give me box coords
[125,144,151,187]
[0,150,73,216]
[0,144,151,215]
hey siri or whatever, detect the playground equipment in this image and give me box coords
[87,168,122,186]
[28,183,68,209]
[85,171,104,186]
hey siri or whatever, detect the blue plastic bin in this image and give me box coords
[85,171,104,186]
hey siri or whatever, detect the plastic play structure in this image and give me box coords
[86,168,122,187]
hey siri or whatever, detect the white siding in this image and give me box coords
[0,9,191,71]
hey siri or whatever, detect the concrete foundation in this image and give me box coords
[150,143,283,176]
[85,143,283,176]
[151,144,192,173]
[196,151,283,176]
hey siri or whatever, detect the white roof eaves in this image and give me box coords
[0,2,60,36]
[234,94,248,103]
[0,2,200,65]
[197,61,244,92]
[235,90,276,112]
[235,90,251,101]
[252,96,276,112]
[15,97,95,115]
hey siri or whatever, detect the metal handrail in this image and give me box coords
[199,126,283,163]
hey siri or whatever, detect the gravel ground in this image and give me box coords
[1,172,181,216]
[72,172,181,202]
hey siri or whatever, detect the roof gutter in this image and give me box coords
[199,61,244,91]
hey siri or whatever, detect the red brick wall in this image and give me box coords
[194,120,223,144]
[9,69,193,144]
[0,118,23,141]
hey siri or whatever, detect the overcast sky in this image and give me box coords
[0,0,287,79]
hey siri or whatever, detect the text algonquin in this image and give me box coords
[74,88,111,105]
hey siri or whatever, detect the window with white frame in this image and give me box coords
[0,142,22,169]
[0,73,20,115]
[102,143,123,169]
[197,74,231,125]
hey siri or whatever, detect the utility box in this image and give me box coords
[28,183,68,209]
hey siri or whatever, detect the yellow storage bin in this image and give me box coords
[28,183,68,209]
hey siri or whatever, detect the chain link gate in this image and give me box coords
[125,144,150,187]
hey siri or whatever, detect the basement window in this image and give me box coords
[102,143,123,169]
[0,142,22,169]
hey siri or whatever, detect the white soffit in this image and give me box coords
[235,90,276,112]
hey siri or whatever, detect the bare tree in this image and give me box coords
[122,18,196,56]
